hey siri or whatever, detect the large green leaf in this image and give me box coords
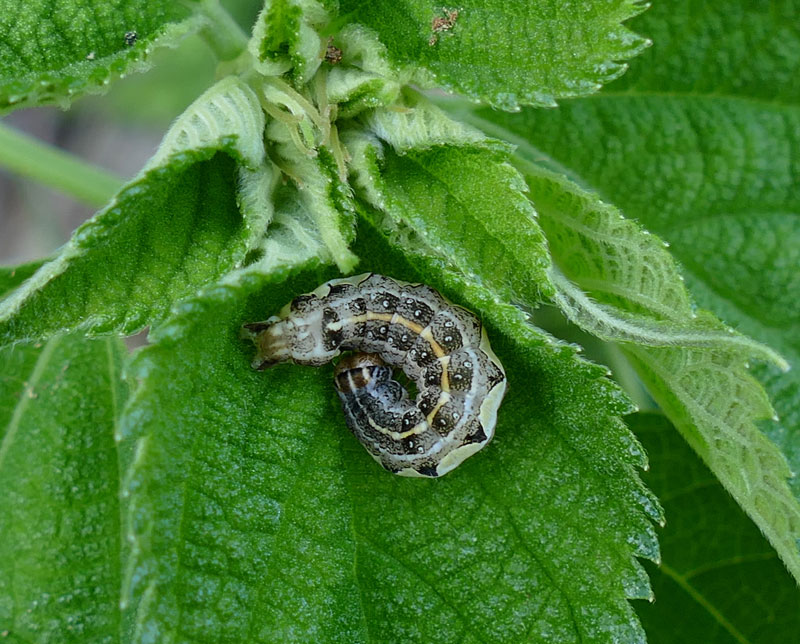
[459,0,800,582]
[508,154,798,585]
[631,413,800,643]
[335,0,650,109]
[508,171,795,585]
[345,93,554,307]
[348,97,798,588]
[0,76,269,345]
[0,333,128,643]
[0,0,204,113]
[118,214,661,642]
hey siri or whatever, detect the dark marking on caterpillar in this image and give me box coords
[242,274,506,478]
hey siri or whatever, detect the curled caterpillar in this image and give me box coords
[242,274,506,478]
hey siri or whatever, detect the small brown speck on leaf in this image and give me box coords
[325,37,342,64]
[429,8,459,46]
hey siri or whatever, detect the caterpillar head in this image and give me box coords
[242,294,340,369]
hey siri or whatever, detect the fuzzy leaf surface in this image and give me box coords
[118,212,660,642]
[248,0,326,83]
[335,0,650,110]
[0,0,202,113]
[631,413,800,643]
[463,0,800,581]
[346,95,554,308]
[0,260,45,300]
[0,333,128,643]
[0,76,268,345]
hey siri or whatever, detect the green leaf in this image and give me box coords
[0,0,203,113]
[256,0,303,62]
[249,0,324,83]
[244,180,337,274]
[0,333,128,643]
[609,1,800,103]
[263,113,359,272]
[118,215,661,642]
[0,259,46,300]
[520,166,784,366]
[336,0,650,109]
[631,413,800,643]
[515,157,800,584]
[625,344,800,579]
[345,94,554,308]
[250,5,403,117]
[321,24,403,118]
[0,76,270,345]
[458,0,800,582]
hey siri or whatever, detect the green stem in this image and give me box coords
[197,0,249,61]
[0,122,123,207]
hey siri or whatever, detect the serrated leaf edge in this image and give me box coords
[551,268,789,369]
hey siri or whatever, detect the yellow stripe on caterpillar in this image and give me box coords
[243,273,506,478]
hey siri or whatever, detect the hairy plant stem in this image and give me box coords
[197,0,249,62]
[0,122,123,207]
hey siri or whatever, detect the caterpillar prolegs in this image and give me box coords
[242,274,506,478]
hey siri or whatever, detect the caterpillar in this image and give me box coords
[242,274,506,478]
